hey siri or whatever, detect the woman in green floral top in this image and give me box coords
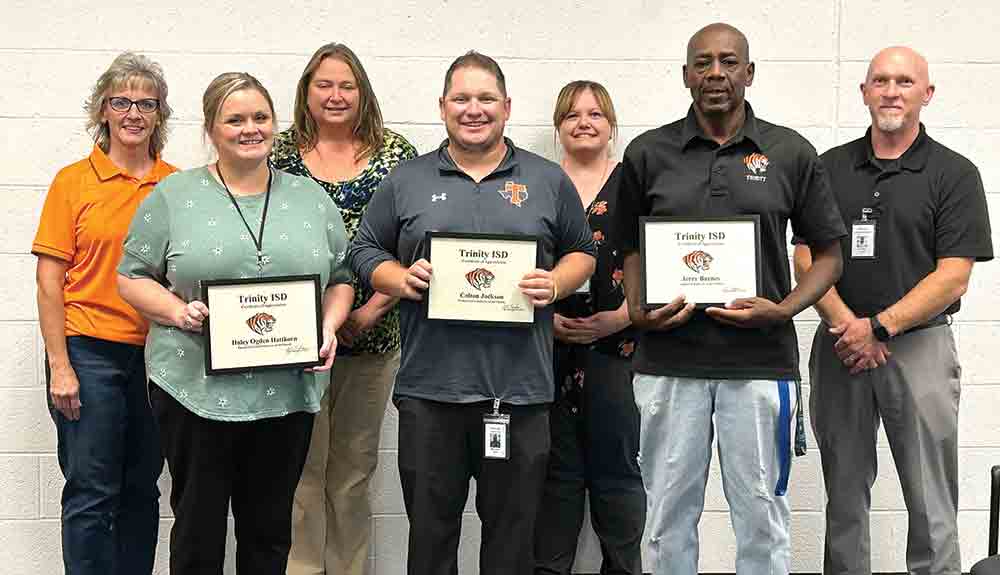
[269,43,416,575]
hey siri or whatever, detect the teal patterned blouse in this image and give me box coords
[270,127,416,355]
[118,167,353,422]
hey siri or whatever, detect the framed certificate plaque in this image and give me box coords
[640,216,762,308]
[201,274,323,375]
[425,231,538,327]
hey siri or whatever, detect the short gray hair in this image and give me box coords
[84,52,172,158]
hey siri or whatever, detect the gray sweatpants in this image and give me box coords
[809,324,961,575]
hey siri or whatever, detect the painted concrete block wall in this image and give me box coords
[1,1,997,573]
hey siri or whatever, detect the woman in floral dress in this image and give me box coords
[534,81,645,575]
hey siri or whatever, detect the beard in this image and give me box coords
[874,112,905,133]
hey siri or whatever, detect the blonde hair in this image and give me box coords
[552,80,619,142]
[292,43,384,162]
[84,51,172,158]
[201,72,277,143]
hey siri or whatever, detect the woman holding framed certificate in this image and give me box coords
[117,72,355,574]
[534,81,645,575]
[269,43,416,575]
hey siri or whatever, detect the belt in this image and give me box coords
[902,313,950,335]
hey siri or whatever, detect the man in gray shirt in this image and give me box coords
[349,51,595,575]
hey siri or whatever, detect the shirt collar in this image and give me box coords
[88,144,173,183]
[681,102,763,151]
[436,137,519,175]
[854,123,930,171]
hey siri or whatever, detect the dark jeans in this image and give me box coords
[396,396,550,575]
[47,335,163,575]
[150,384,314,575]
[535,347,645,575]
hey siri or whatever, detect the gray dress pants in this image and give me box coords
[809,324,961,575]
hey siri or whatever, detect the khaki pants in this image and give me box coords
[287,350,400,575]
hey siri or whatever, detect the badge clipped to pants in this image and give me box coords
[851,208,877,260]
[483,399,510,460]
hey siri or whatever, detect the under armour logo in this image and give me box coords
[431,193,448,202]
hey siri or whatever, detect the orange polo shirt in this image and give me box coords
[32,145,177,345]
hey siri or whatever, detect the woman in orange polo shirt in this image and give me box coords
[32,52,177,575]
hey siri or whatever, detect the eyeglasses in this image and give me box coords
[107,97,160,114]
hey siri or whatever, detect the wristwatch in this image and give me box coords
[870,315,892,342]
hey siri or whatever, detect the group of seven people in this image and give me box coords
[32,21,992,575]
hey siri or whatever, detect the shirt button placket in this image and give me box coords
[474,182,483,232]
[710,156,727,197]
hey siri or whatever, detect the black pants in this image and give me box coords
[150,384,313,575]
[396,396,550,575]
[535,347,645,575]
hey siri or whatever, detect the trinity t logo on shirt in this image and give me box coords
[499,181,528,207]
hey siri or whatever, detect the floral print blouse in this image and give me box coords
[270,127,417,355]
[555,164,638,401]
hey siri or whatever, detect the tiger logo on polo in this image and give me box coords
[744,153,769,182]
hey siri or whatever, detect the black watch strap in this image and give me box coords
[870,315,891,342]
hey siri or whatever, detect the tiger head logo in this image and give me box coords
[246,312,277,336]
[744,152,769,175]
[683,250,714,273]
[465,268,496,291]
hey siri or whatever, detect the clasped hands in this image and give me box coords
[828,316,891,375]
[401,258,557,307]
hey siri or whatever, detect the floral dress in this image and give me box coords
[554,163,637,407]
[270,127,417,355]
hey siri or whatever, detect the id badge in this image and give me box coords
[483,413,511,460]
[851,220,877,259]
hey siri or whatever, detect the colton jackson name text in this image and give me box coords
[459,292,505,300]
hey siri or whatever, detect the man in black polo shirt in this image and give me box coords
[793,46,993,575]
[615,23,846,575]
[350,52,595,575]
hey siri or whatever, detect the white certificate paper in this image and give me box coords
[426,232,537,326]
[641,216,761,308]
[202,275,322,375]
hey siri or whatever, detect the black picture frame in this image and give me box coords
[201,274,323,376]
[639,215,762,309]
[424,231,540,328]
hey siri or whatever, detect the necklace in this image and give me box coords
[216,162,273,273]
[563,155,613,210]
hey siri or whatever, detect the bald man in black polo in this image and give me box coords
[794,46,992,575]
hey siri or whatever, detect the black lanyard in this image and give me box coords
[216,162,272,272]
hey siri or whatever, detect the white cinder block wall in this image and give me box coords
[1,1,997,573]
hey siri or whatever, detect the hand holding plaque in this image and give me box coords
[399,259,433,301]
[177,300,210,332]
[704,296,792,328]
[517,268,558,308]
